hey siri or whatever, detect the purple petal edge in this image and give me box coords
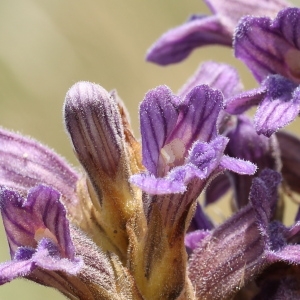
[0,128,79,208]
[146,15,231,65]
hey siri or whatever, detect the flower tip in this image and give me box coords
[145,41,181,66]
[64,81,111,110]
[145,49,155,62]
[0,188,21,211]
[145,45,165,65]
[129,173,187,195]
[249,161,258,175]
[238,160,257,176]
[63,80,116,146]
[65,81,89,102]
[64,79,129,195]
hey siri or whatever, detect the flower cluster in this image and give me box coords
[1,0,300,299]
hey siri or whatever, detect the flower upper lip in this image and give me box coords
[0,185,83,285]
[130,84,256,195]
[146,0,290,65]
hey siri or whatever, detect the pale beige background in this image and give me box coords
[0,1,299,299]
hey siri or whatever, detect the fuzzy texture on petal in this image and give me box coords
[0,258,35,285]
[0,185,75,258]
[185,230,211,251]
[0,238,82,284]
[178,61,243,99]
[187,137,228,176]
[189,169,281,300]
[251,220,300,300]
[205,0,289,31]
[248,171,282,246]
[234,8,300,83]
[64,81,126,183]
[254,75,300,137]
[140,85,179,176]
[32,238,82,273]
[0,185,140,299]
[131,137,228,195]
[231,9,300,137]
[225,75,300,137]
[146,15,232,65]
[129,172,187,195]
[140,84,223,179]
[225,85,266,115]
[64,81,143,260]
[0,185,83,286]
[134,85,256,196]
[219,155,257,175]
[172,85,223,147]
[0,128,79,208]
[189,199,267,299]
[147,0,289,65]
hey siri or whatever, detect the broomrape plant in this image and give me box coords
[2,0,300,299]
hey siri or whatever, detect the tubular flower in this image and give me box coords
[0,82,146,299]
[0,185,83,285]
[3,0,300,298]
[146,0,289,65]
[0,80,259,299]
[130,84,256,195]
[128,83,256,299]
[188,169,300,300]
[0,184,137,299]
[227,7,300,136]
[171,61,281,213]
[141,1,300,298]
[2,68,300,299]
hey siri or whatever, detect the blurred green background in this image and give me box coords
[0,1,299,299]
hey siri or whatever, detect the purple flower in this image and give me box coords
[218,115,280,209]
[172,61,279,210]
[228,8,300,136]
[173,63,298,294]
[146,0,289,65]
[0,186,120,300]
[177,60,243,100]
[0,128,79,208]
[127,82,257,299]
[234,8,300,83]
[130,84,256,195]
[0,185,85,294]
[189,169,300,299]
[0,82,147,299]
[1,76,300,299]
